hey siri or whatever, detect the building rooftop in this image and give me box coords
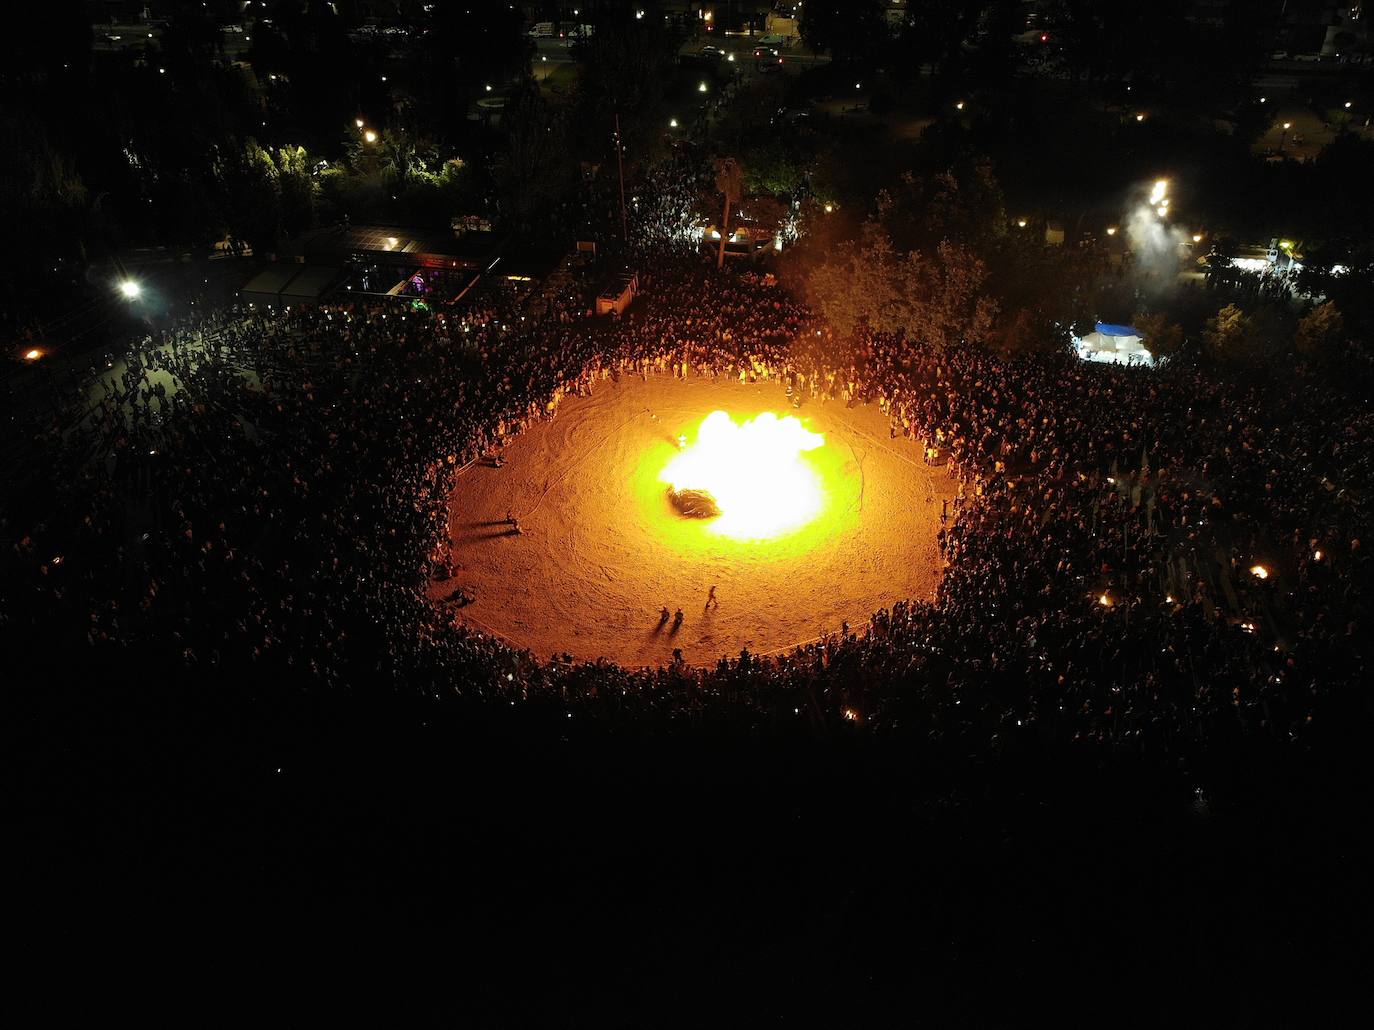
[288,225,506,268]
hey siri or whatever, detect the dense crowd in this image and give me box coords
[3,246,1369,765]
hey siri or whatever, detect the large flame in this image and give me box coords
[659,410,826,539]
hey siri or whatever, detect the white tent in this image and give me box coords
[1074,322,1154,367]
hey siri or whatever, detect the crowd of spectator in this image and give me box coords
[3,243,1369,765]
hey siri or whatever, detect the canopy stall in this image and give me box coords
[239,264,301,307]
[596,271,638,316]
[240,265,342,308]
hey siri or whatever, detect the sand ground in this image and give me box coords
[438,375,953,667]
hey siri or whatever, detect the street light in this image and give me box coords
[1106,227,1117,236]
[356,118,364,128]
[364,129,378,143]
[669,118,678,128]
[119,280,141,299]
[1135,113,1145,122]
[1016,218,1027,228]
[699,81,708,92]
[24,348,42,361]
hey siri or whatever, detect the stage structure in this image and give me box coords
[1074,322,1154,367]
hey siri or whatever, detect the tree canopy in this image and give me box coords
[805,223,998,348]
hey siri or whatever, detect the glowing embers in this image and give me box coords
[659,410,826,540]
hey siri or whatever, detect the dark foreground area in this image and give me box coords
[11,676,1371,1023]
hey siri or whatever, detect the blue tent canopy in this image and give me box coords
[1095,322,1141,338]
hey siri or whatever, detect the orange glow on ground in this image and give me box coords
[440,376,952,666]
[658,410,826,540]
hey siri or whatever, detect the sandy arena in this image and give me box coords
[438,375,954,667]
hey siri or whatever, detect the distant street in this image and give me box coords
[530,30,828,76]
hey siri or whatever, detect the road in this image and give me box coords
[531,31,827,73]
[91,23,254,58]
[1251,105,1373,162]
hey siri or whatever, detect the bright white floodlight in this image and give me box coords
[119,280,141,299]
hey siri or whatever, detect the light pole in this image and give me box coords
[614,113,628,244]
